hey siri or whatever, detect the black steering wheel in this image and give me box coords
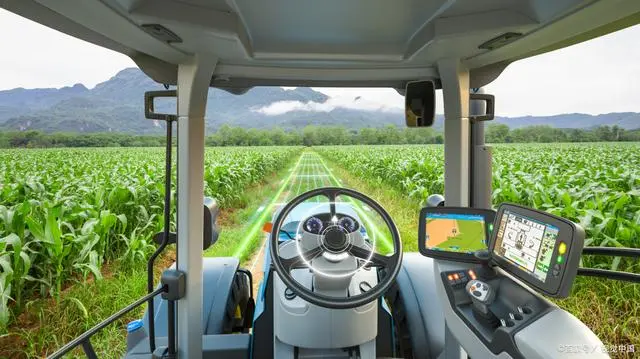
[270,187,402,309]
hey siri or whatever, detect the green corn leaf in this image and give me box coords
[45,210,63,256]
[64,297,88,320]
[116,214,128,232]
[25,216,45,243]
[0,255,13,276]
[81,219,99,235]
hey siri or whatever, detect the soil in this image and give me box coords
[244,234,269,296]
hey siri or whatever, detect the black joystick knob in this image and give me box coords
[466,279,499,327]
[467,280,495,309]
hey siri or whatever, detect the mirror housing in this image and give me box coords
[469,92,495,121]
[153,197,220,250]
[405,80,436,127]
[202,197,220,250]
[144,90,177,121]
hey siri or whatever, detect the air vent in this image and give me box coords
[141,24,182,43]
[479,32,522,50]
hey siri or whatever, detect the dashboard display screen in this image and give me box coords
[425,213,487,254]
[493,209,559,282]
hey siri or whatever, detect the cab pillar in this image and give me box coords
[438,59,470,207]
[176,54,217,358]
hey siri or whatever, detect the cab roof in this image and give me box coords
[3,0,639,92]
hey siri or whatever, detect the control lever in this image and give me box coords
[466,279,495,313]
[466,279,499,327]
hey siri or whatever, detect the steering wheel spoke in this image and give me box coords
[281,246,324,271]
[322,188,341,217]
[349,245,390,267]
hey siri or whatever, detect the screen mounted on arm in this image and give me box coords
[419,207,496,263]
[489,203,585,298]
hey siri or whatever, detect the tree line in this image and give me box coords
[485,124,640,143]
[1,124,638,148]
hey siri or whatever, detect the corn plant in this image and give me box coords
[317,143,640,271]
[0,146,300,329]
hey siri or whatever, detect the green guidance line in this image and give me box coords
[232,153,304,258]
[316,153,393,252]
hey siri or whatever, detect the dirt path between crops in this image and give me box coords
[242,151,335,294]
[247,234,269,294]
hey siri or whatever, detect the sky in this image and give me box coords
[1,8,638,117]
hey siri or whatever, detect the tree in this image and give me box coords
[302,126,321,146]
[1,123,637,149]
[270,127,287,145]
[486,124,510,143]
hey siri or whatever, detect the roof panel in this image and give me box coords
[2,0,638,88]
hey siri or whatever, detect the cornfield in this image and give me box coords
[317,143,640,270]
[0,146,299,329]
[1,143,638,341]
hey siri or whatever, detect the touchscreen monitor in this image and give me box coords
[425,212,488,254]
[493,209,559,283]
[419,207,496,262]
[489,203,584,297]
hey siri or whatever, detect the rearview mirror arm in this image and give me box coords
[144,89,178,353]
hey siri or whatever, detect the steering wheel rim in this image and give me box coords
[270,187,402,309]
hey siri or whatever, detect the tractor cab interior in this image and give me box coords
[3,0,639,358]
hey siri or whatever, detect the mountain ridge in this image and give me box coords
[1,68,638,134]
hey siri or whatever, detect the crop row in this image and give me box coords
[0,146,299,329]
[317,143,640,269]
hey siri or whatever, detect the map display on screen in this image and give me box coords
[425,213,487,254]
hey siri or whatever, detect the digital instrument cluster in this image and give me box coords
[303,213,360,234]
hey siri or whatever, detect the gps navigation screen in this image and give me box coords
[493,210,559,282]
[425,213,487,254]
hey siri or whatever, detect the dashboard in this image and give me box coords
[419,203,583,297]
[431,203,586,358]
[302,213,360,234]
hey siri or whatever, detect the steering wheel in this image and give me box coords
[270,187,402,309]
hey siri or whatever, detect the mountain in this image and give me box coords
[0,84,89,125]
[1,68,638,134]
[430,112,640,131]
[494,113,640,130]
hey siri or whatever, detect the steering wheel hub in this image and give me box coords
[323,227,349,252]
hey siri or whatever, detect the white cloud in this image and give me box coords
[252,93,403,116]
[0,7,638,117]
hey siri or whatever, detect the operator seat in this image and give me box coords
[251,267,397,358]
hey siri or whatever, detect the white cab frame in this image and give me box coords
[438,59,471,207]
[176,54,217,358]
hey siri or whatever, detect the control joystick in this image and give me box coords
[466,279,498,326]
[467,280,495,306]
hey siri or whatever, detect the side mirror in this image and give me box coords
[153,197,220,250]
[405,80,436,127]
[469,92,495,121]
[144,90,177,121]
[202,197,220,250]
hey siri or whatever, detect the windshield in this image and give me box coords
[0,15,638,358]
